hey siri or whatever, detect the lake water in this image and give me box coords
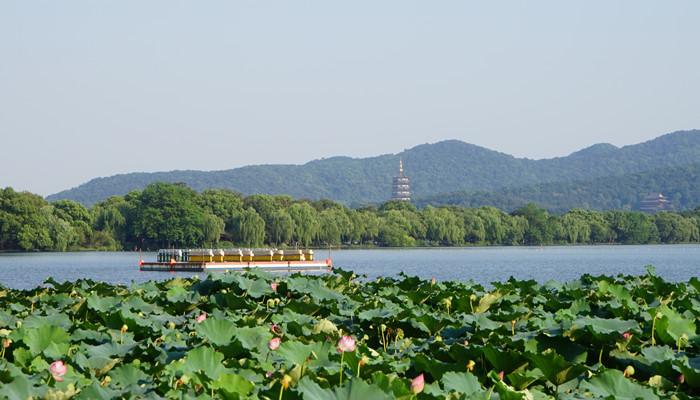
[0,245,698,290]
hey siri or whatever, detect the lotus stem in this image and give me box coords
[339,352,345,385]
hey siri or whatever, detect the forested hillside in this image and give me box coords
[46,130,700,208]
[415,162,700,213]
[4,183,700,252]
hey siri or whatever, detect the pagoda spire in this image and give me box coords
[391,158,411,201]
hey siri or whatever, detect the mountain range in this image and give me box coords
[47,129,700,212]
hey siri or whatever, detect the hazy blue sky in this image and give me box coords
[2,2,699,197]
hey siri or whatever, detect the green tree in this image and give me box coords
[133,182,206,248]
[232,208,266,247]
[52,200,92,247]
[511,203,555,245]
[202,212,226,246]
[269,208,295,245]
[288,203,318,247]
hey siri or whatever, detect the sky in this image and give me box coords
[2,2,700,197]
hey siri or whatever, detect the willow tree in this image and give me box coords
[232,208,265,247]
[288,203,317,247]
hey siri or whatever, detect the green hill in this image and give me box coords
[46,130,700,209]
[414,162,700,213]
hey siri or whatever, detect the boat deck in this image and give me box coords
[140,260,332,273]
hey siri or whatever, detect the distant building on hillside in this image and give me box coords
[391,159,411,202]
[640,192,671,214]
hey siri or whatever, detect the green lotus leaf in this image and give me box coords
[277,340,330,367]
[196,317,236,345]
[210,372,255,398]
[580,369,658,400]
[507,368,543,391]
[181,346,231,380]
[233,326,273,353]
[296,375,392,400]
[22,313,73,331]
[72,351,118,377]
[108,363,152,388]
[369,371,411,397]
[675,356,700,388]
[22,325,70,356]
[571,316,640,343]
[121,295,158,315]
[412,352,459,380]
[524,333,588,364]
[0,370,47,400]
[357,307,399,322]
[526,348,588,387]
[163,276,192,290]
[441,371,482,394]
[86,291,121,313]
[311,318,338,335]
[75,381,122,400]
[487,370,530,400]
[84,341,137,359]
[654,305,697,345]
[640,346,676,376]
[220,291,257,311]
[244,277,276,299]
[482,345,529,375]
[474,292,501,314]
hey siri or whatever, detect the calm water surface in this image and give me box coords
[0,245,698,290]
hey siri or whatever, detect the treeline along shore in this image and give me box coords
[1,182,699,252]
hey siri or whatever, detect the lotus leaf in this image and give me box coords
[297,376,393,400]
[580,369,659,400]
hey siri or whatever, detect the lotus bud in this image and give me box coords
[270,282,278,291]
[624,365,635,377]
[268,337,281,351]
[196,313,207,323]
[2,338,11,348]
[621,332,631,340]
[497,371,504,380]
[121,324,128,333]
[411,373,425,394]
[679,374,685,384]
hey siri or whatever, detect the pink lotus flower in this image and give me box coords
[196,313,207,323]
[270,282,278,291]
[621,332,631,339]
[338,336,357,353]
[50,360,67,382]
[498,371,504,380]
[268,337,280,351]
[411,373,425,394]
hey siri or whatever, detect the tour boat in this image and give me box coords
[139,248,332,273]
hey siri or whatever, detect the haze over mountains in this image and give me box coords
[47,130,700,212]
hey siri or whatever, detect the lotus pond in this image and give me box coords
[0,266,698,399]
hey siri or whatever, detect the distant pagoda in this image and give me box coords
[391,159,411,202]
[640,192,671,214]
